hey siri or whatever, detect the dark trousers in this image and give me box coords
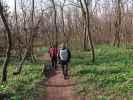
[51,57,57,70]
[61,61,68,78]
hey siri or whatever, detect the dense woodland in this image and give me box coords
[0,0,133,100]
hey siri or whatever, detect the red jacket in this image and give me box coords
[48,48,59,58]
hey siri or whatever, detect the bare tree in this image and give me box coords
[114,0,122,47]
[60,0,66,43]
[0,1,12,82]
[79,0,87,50]
[50,0,58,46]
[13,0,36,75]
[79,0,95,62]
[14,0,22,60]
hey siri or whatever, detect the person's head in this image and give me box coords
[49,45,52,48]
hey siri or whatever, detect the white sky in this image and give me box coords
[6,0,14,9]
[3,0,133,15]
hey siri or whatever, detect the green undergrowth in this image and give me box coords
[70,45,133,100]
[0,62,46,100]
[37,47,48,54]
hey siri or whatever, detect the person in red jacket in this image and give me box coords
[48,44,59,71]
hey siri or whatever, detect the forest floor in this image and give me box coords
[1,45,132,99]
[39,53,81,100]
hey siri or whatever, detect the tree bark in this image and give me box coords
[14,0,22,60]
[114,0,121,47]
[79,0,95,62]
[84,0,95,63]
[0,2,12,82]
[79,0,87,50]
[51,0,58,46]
[60,0,66,44]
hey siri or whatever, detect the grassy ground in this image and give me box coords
[0,47,48,100]
[0,45,133,100]
[0,63,46,100]
[70,45,133,100]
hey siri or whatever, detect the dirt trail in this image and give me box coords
[40,53,81,100]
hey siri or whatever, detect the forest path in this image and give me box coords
[39,53,81,100]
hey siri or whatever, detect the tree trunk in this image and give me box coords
[14,0,22,60]
[61,7,66,42]
[0,2,12,82]
[114,0,121,47]
[83,19,87,50]
[13,49,28,75]
[51,0,58,46]
[79,0,88,50]
[84,0,95,63]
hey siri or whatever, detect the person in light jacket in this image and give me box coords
[58,44,71,79]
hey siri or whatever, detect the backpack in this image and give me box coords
[59,48,71,61]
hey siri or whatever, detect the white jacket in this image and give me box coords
[59,48,68,61]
